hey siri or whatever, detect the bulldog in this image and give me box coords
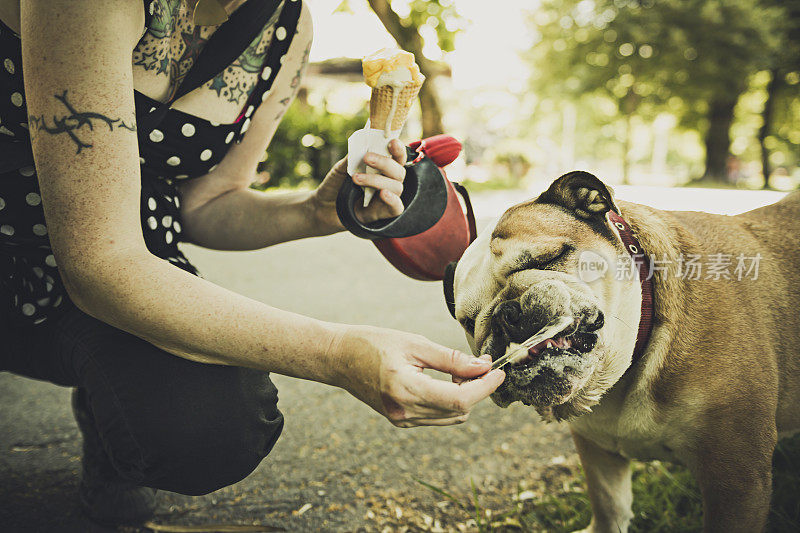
[443,171,800,533]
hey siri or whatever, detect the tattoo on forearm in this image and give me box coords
[28,90,137,154]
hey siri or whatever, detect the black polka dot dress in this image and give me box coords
[0,0,301,326]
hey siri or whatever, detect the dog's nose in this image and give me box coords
[583,310,604,332]
[494,300,522,328]
[493,300,530,341]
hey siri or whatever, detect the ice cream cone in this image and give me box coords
[358,48,425,207]
[369,80,423,135]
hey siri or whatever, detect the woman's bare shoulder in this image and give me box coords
[1,0,145,41]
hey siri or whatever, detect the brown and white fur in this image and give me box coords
[444,172,800,532]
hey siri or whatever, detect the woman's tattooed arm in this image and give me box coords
[28,90,137,154]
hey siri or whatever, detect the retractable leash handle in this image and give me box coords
[336,134,477,281]
[336,146,448,240]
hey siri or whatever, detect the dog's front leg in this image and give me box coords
[570,428,634,533]
[690,423,776,533]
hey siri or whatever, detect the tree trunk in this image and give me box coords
[366,0,445,137]
[622,113,632,185]
[417,80,444,138]
[758,69,780,189]
[620,92,638,185]
[702,96,738,182]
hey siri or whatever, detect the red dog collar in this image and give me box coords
[607,211,654,364]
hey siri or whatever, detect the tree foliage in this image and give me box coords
[527,0,791,182]
[362,0,463,137]
[759,0,800,179]
[399,0,461,53]
[257,100,368,189]
[532,0,782,115]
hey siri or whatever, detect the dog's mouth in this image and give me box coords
[489,318,601,409]
[504,327,598,370]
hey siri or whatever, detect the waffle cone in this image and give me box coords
[369,80,423,133]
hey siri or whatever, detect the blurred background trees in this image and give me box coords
[255,96,367,190]
[759,0,800,187]
[528,0,785,185]
[259,0,799,191]
[257,0,461,188]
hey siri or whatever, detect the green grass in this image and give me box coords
[501,461,703,533]
[418,434,800,532]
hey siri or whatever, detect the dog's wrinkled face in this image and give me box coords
[444,172,642,420]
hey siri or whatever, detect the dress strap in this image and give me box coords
[232,0,302,143]
[139,0,285,131]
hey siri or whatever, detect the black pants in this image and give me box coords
[0,296,284,495]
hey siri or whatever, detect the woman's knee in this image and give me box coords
[136,369,282,494]
[84,353,284,495]
[141,397,284,495]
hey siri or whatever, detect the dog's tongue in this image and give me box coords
[527,337,572,357]
[529,338,555,355]
[528,339,549,356]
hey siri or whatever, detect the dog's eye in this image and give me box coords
[512,244,573,273]
[462,317,475,334]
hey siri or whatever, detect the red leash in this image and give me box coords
[607,211,654,363]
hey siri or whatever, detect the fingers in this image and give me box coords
[384,392,472,427]
[388,138,408,166]
[392,415,470,428]
[363,151,405,182]
[452,354,492,384]
[385,370,503,427]
[414,369,505,412]
[352,172,403,196]
[354,146,406,216]
[397,368,504,422]
[416,346,493,379]
[378,189,404,217]
[353,189,404,223]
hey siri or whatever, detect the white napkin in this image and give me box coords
[347,123,401,207]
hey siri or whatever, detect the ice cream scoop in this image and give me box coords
[362,48,424,88]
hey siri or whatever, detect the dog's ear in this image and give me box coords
[535,171,620,219]
[443,261,458,319]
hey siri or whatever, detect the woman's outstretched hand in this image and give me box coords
[328,325,505,427]
[312,138,407,232]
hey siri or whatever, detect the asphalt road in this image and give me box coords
[0,184,788,532]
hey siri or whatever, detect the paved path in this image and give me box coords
[0,185,788,532]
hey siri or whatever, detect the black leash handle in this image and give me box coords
[335,147,449,240]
